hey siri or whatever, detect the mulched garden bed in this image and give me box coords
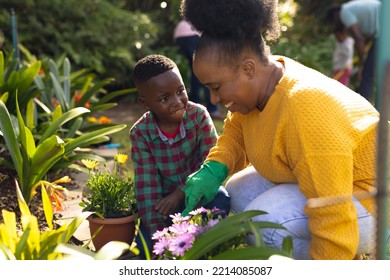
[0,154,79,232]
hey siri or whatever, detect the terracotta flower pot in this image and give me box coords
[87,212,139,251]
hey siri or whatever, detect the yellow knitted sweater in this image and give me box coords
[207,56,382,259]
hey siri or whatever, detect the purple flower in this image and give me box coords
[204,219,219,230]
[153,236,171,255]
[151,227,169,240]
[168,233,195,256]
[210,207,225,216]
[192,224,206,236]
[151,207,227,258]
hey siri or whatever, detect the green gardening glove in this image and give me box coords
[182,161,228,216]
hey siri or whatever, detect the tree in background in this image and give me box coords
[0,0,343,90]
[0,0,159,89]
[272,0,348,79]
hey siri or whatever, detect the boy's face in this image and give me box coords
[138,67,189,125]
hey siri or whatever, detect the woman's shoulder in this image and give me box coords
[272,56,360,107]
[274,55,339,93]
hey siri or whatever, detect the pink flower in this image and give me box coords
[153,236,171,255]
[168,233,195,256]
[204,219,219,230]
[170,212,190,224]
[151,227,169,240]
[169,221,198,235]
[189,207,208,216]
[151,207,227,258]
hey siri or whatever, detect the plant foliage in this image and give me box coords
[152,208,293,260]
[80,154,137,218]
[0,179,134,260]
[0,0,159,87]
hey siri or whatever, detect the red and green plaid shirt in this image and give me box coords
[130,101,218,236]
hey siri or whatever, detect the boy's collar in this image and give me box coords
[148,110,189,142]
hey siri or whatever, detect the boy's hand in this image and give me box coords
[182,161,228,216]
[155,189,185,218]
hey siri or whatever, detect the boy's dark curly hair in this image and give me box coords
[133,54,177,85]
[179,0,280,64]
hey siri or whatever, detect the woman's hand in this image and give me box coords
[182,161,228,216]
[155,189,185,219]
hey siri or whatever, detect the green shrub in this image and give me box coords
[0,0,159,88]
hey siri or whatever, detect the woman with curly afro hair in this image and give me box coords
[180,0,388,260]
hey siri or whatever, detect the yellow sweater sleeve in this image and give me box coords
[206,112,249,175]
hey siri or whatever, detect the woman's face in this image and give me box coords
[138,67,188,125]
[193,48,259,114]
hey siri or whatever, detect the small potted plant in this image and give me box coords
[79,153,138,251]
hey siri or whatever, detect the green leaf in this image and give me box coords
[25,98,35,130]
[0,92,8,103]
[94,241,131,260]
[49,59,60,82]
[210,210,267,231]
[28,136,65,197]
[54,244,94,260]
[0,100,23,177]
[282,235,294,256]
[50,72,69,111]
[41,183,54,230]
[33,97,51,114]
[182,211,286,260]
[88,103,118,114]
[0,244,16,260]
[94,88,137,106]
[0,209,18,246]
[78,78,114,105]
[31,135,65,168]
[16,61,41,104]
[211,246,292,260]
[64,116,82,138]
[63,57,71,103]
[16,179,31,217]
[14,227,31,260]
[183,221,285,260]
[4,52,19,81]
[16,95,27,149]
[34,76,52,108]
[60,211,92,243]
[23,126,36,158]
[52,105,63,123]
[64,124,126,153]
[51,153,105,171]
[39,107,90,144]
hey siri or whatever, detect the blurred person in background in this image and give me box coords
[174,19,225,120]
[332,26,354,87]
[327,0,381,102]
